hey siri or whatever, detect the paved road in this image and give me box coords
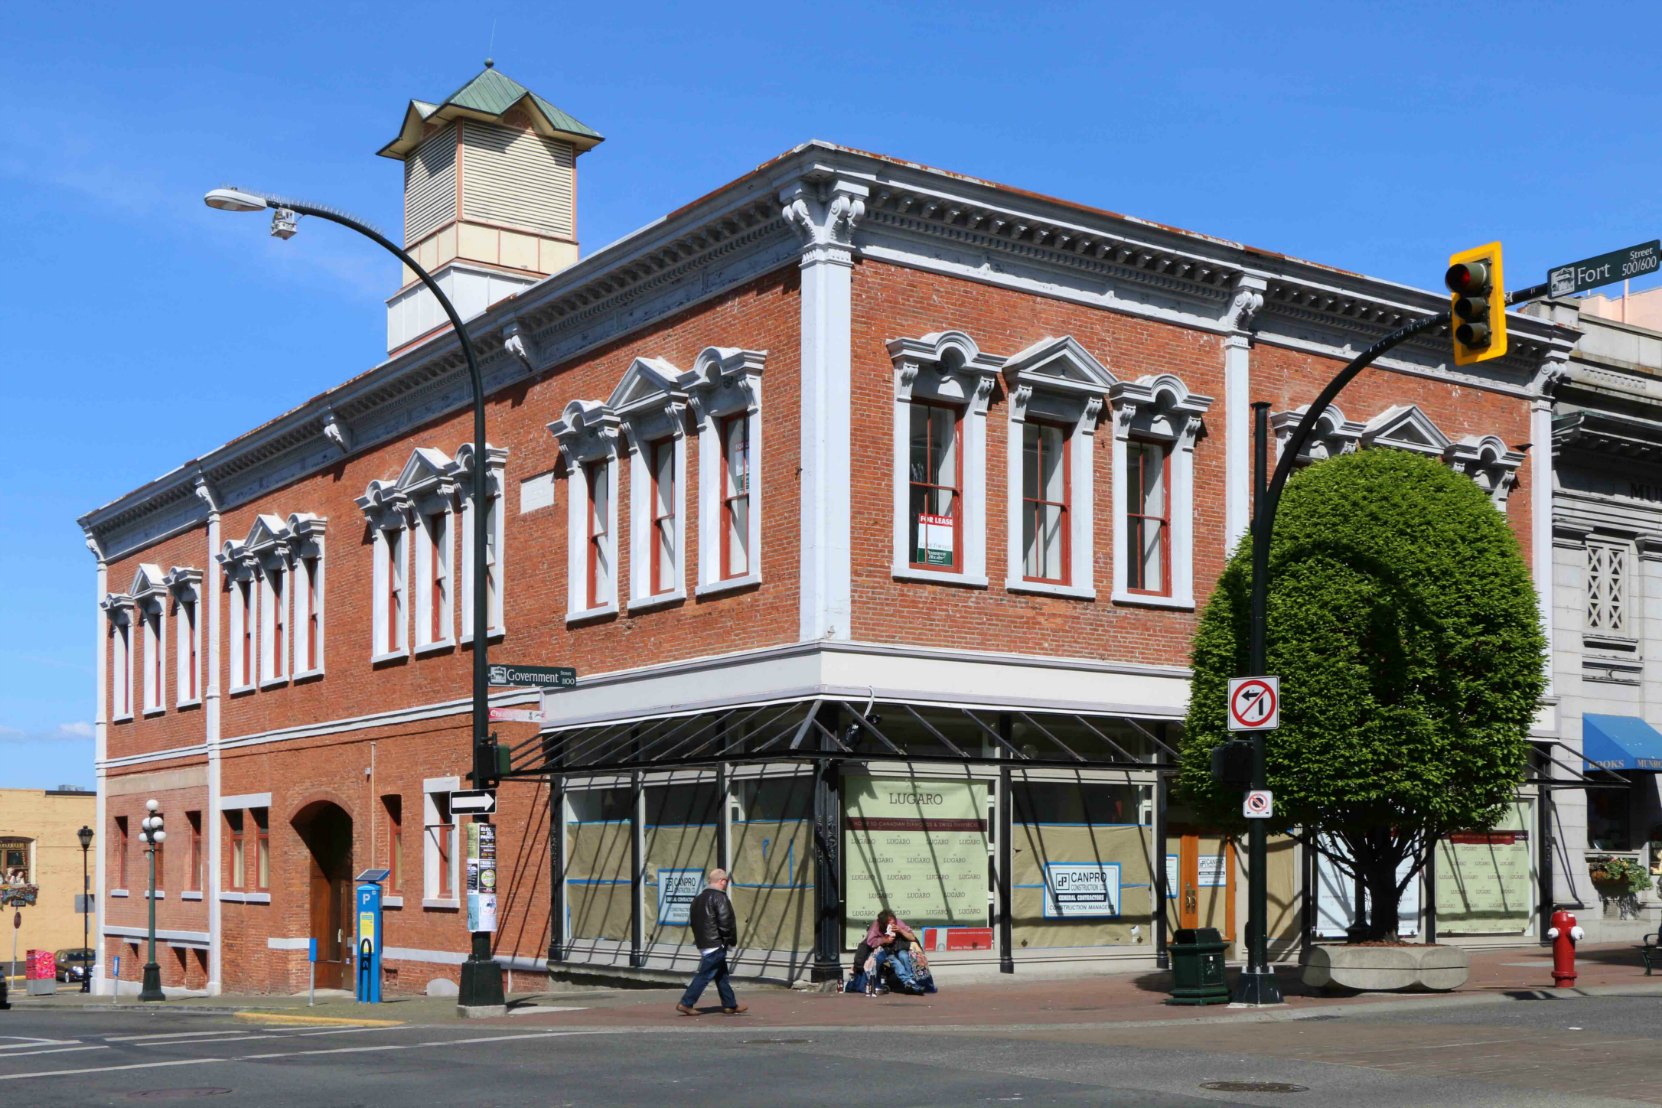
[0,996,1648,1106]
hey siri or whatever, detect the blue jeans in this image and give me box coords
[679,948,737,1009]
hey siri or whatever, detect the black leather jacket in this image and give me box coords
[689,887,737,950]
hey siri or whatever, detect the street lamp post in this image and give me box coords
[204,187,505,1013]
[77,825,93,993]
[138,800,165,1002]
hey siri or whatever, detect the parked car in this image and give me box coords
[54,948,94,982]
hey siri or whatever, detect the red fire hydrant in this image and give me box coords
[1546,908,1584,987]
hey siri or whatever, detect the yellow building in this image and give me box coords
[0,789,97,978]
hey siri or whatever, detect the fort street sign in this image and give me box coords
[486,664,576,689]
[1549,241,1660,297]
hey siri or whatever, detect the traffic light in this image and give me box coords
[1210,739,1253,790]
[1445,242,1507,365]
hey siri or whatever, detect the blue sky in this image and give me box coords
[3,1,1659,789]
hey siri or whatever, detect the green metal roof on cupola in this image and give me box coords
[378,61,603,160]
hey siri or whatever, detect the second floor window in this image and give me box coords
[1021,422,1070,584]
[175,595,199,703]
[384,528,406,655]
[1125,439,1170,595]
[1587,540,1630,636]
[227,811,245,890]
[585,461,613,610]
[721,415,751,579]
[114,816,129,887]
[908,401,962,571]
[649,438,677,594]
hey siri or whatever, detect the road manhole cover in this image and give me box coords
[742,1038,812,1045]
[125,1091,233,1101]
[1199,1081,1308,1094]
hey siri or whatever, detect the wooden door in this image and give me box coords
[1170,832,1236,942]
[309,860,348,988]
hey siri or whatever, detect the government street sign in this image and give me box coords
[1549,241,1660,298]
[486,664,576,689]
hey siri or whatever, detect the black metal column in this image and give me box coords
[716,761,731,874]
[629,771,645,968]
[1154,722,1170,970]
[547,772,565,964]
[810,704,843,983]
[996,714,1015,974]
[1424,836,1438,945]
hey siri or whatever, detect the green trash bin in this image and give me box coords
[1166,927,1230,1005]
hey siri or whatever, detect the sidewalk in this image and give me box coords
[9,943,1659,1029]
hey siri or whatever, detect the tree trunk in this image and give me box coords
[1362,855,1401,941]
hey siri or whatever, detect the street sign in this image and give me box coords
[488,706,546,723]
[487,664,576,689]
[450,789,497,815]
[1243,790,1274,820]
[1548,241,1660,297]
[1227,676,1280,731]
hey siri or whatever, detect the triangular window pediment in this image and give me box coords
[128,563,166,599]
[243,514,288,554]
[395,447,456,493]
[1360,405,1449,455]
[1002,335,1115,394]
[607,357,686,423]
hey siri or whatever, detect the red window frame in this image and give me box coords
[427,511,448,642]
[253,809,269,892]
[114,816,129,888]
[1021,420,1072,585]
[183,598,198,701]
[649,438,676,595]
[237,580,254,684]
[147,609,163,709]
[908,400,964,572]
[482,497,498,630]
[226,811,244,890]
[435,819,454,899]
[385,530,403,653]
[585,461,610,609]
[383,795,403,895]
[719,414,751,580]
[302,555,320,669]
[270,569,285,679]
[1126,438,1172,596]
[186,811,202,892]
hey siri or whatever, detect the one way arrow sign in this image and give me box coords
[449,789,496,815]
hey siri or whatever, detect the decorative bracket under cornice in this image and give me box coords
[779,177,869,267]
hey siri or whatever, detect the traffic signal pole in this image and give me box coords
[1232,279,1547,1005]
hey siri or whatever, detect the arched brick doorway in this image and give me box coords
[292,801,353,989]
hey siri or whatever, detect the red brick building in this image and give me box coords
[80,66,1571,995]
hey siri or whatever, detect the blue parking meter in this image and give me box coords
[354,868,388,1004]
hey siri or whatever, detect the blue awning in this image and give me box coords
[1584,713,1662,772]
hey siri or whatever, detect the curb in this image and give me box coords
[234,1011,405,1027]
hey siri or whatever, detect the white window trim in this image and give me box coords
[130,565,167,716]
[1109,372,1213,609]
[549,400,622,622]
[1446,433,1525,509]
[101,594,135,722]
[223,572,257,693]
[887,331,1002,588]
[1001,336,1112,599]
[164,567,203,708]
[684,347,766,595]
[288,516,327,678]
[257,560,289,688]
[422,776,461,907]
[610,357,690,609]
[458,443,509,643]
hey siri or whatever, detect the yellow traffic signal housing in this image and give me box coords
[1445,242,1507,365]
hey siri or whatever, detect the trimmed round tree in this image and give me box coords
[1179,447,1545,940]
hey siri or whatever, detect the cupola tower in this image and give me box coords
[378,62,602,352]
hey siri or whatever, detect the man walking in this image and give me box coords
[676,868,746,1016]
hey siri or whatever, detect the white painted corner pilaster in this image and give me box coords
[85,531,110,995]
[1223,275,1266,554]
[196,475,226,994]
[781,175,868,642]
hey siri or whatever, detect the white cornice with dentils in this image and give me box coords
[80,141,1575,561]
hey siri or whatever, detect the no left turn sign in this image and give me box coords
[1227,676,1280,731]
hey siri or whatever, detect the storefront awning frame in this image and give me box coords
[500,695,1179,779]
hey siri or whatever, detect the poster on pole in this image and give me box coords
[465,822,498,933]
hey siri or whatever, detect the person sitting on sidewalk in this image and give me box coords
[864,909,923,995]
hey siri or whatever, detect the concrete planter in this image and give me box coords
[1300,944,1469,992]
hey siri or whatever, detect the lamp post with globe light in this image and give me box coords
[138,801,165,1002]
[77,825,93,993]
